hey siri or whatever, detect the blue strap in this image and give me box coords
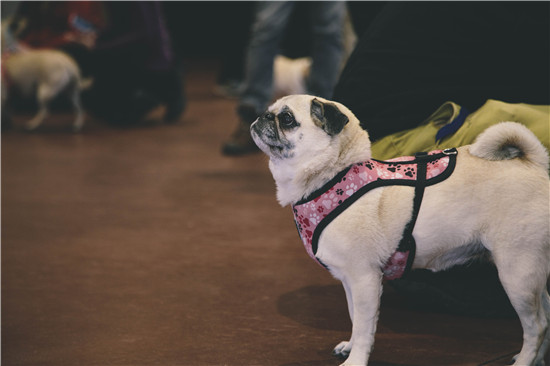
[435,107,469,142]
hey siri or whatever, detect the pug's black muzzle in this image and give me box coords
[251,112,294,158]
[252,112,280,144]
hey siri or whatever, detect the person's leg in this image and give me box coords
[215,2,255,98]
[238,1,295,117]
[306,1,346,99]
[223,2,295,155]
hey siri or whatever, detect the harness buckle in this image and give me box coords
[443,148,458,155]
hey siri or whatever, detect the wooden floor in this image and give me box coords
[1,59,543,366]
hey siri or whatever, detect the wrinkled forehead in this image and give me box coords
[268,95,312,115]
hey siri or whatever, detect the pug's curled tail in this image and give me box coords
[469,121,549,170]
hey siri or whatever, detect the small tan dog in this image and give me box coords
[273,55,311,97]
[251,94,550,366]
[2,23,88,132]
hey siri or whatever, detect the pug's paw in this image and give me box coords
[332,340,352,359]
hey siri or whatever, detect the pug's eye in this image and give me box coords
[278,112,297,129]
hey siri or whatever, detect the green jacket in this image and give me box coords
[371,99,550,168]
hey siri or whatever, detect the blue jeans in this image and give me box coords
[239,1,346,118]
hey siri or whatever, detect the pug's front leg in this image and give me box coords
[337,272,383,366]
[333,281,355,358]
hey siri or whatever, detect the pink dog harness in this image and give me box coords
[292,148,458,280]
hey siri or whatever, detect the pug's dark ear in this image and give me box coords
[310,98,349,136]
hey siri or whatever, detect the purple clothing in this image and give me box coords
[95,1,174,71]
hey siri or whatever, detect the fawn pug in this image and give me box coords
[251,94,550,366]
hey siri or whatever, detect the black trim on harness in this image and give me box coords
[309,149,458,269]
[295,166,352,206]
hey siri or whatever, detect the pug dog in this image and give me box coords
[250,94,550,366]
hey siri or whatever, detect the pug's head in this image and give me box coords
[250,95,372,205]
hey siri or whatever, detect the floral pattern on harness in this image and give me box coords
[292,150,453,277]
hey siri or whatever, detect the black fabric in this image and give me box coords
[333,2,550,142]
[346,1,388,39]
[84,68,185,126]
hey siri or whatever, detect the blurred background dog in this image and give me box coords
[1,18,90,132]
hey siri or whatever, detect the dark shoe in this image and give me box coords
[236,103,259,123]
[222,104,261,156]
[221,120,260,156]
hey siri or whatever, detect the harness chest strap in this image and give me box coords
[383,151,429,280]
[292,148,458,280]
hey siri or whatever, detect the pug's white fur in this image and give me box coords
[251,95,550,366]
